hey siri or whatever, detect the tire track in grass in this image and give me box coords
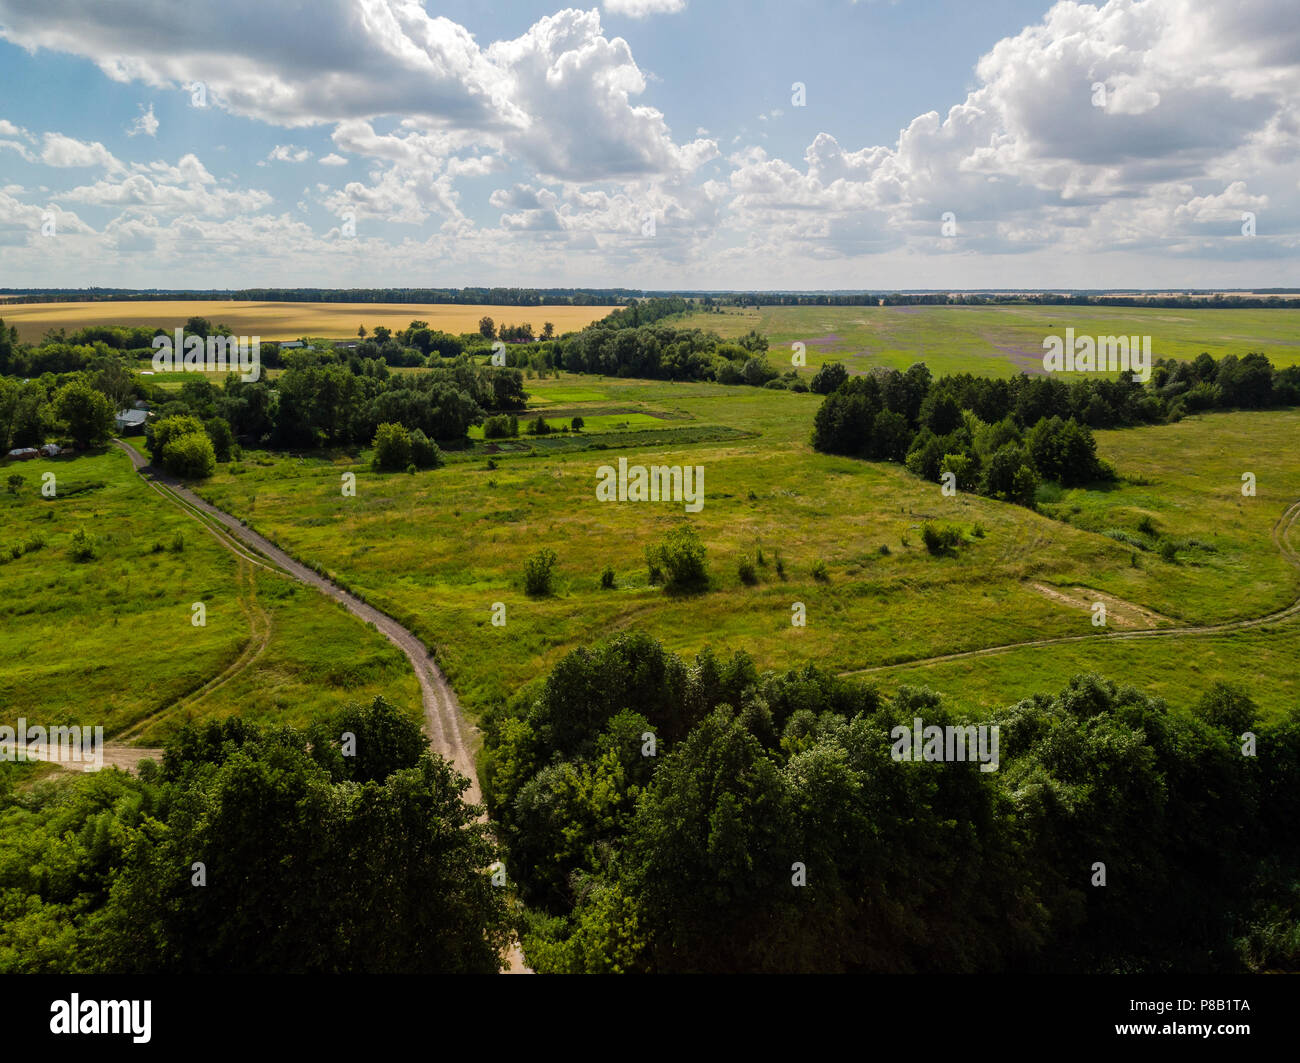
[842,498,1300,678]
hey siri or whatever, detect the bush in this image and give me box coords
[737,555,759,585]
[69,526,96,562]
[409,429,443,470]
[599,565,615,589]
[148,414,206,462]
[5,473,22,494]
[1157,538,1178,563]
[483,414,519,439]
[1137,515,1157,537]
[523,548,558,596]
[526,415,552,436]
[810,361,849,394]
[645,525,708,591]
[171,531,185,552]
[921,521,963,556]
[371,422,412,471]
[811,559,829,582]
[161,431,217,479]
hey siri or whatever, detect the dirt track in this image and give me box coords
[842,497,1300,678]
[111,440,480,800]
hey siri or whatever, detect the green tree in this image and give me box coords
[54,380,114,449]
[161,431,216,479]
[371,422,412,471]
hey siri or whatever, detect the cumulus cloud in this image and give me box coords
[268,144,312,163]
[127,103,158,137]
[40,133,124,171]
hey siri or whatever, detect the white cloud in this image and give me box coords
[40,133,124,171]
[127,103,158,137]
[318,153,348,166]
[603,0,686,17]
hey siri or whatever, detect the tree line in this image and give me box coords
[481,631,1300,973]
[810,352,1300,506]
[0,698,511,973]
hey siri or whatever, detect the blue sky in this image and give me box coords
[0,0,1296,290]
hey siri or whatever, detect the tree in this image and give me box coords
[408,428,443,470]
[479,316,496,340]
[541,322,555,341]
[810,361,848,394]
[53,380,114,449]
[204,417,234,462]
[571,416,585,432]
[148,414,206,462]
[371,422,412,471]
[161,431,216,479]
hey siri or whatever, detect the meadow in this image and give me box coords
[191,369,1300,727]
[0,448,419,742]
[2,300,613,343]
[678,304,1300,378]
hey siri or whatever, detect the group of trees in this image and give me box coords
[811,362,1110,505]
[811,352,1300,506]
[480,631,1300,973]
[0,698,511,973]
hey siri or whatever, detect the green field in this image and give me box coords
[0,449,420,742]
[187,369,1300,726]
[677,304,1300,378]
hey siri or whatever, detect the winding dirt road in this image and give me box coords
[109,440,479,801]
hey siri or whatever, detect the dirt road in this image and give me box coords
[113,440,480,801]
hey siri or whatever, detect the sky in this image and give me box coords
[0,0,1296,291]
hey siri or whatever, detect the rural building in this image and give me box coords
[280,340,306,350]
[115,408,150,434]
[6,448,38,461]
[38,443,61,457]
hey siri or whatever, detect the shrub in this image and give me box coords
[811,559,829,582]
[645,525,708,591]
[161,431,217,479]
[171,531,185,553]
[737,555,759,586]
[599,565,615,589]
[523,548,558,596]
[483,414,519,439]
[921,521,963,556]
[1157,538,1178,563]
[810,361,849,395]
[5,473,21,494]
[371,422,412,471]
[526,415,552,436]
[1137,515,1157,537]
[409,429,443,470]
[69,526,96,562]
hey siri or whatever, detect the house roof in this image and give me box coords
[115,409,149,426]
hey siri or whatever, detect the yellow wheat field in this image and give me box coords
[0,300,615,343]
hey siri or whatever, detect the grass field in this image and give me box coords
[0,448,420,743]
[188,371,1300,726]
[2,300,614,343]
[677,304,1300,378]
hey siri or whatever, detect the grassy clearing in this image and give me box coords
[4,300,613,343]
[0,449,419,742]
[192,372,1300,723]
[676,304,1300,378]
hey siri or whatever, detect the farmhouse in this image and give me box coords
[115,408,149,434]
[6,447,37,461]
